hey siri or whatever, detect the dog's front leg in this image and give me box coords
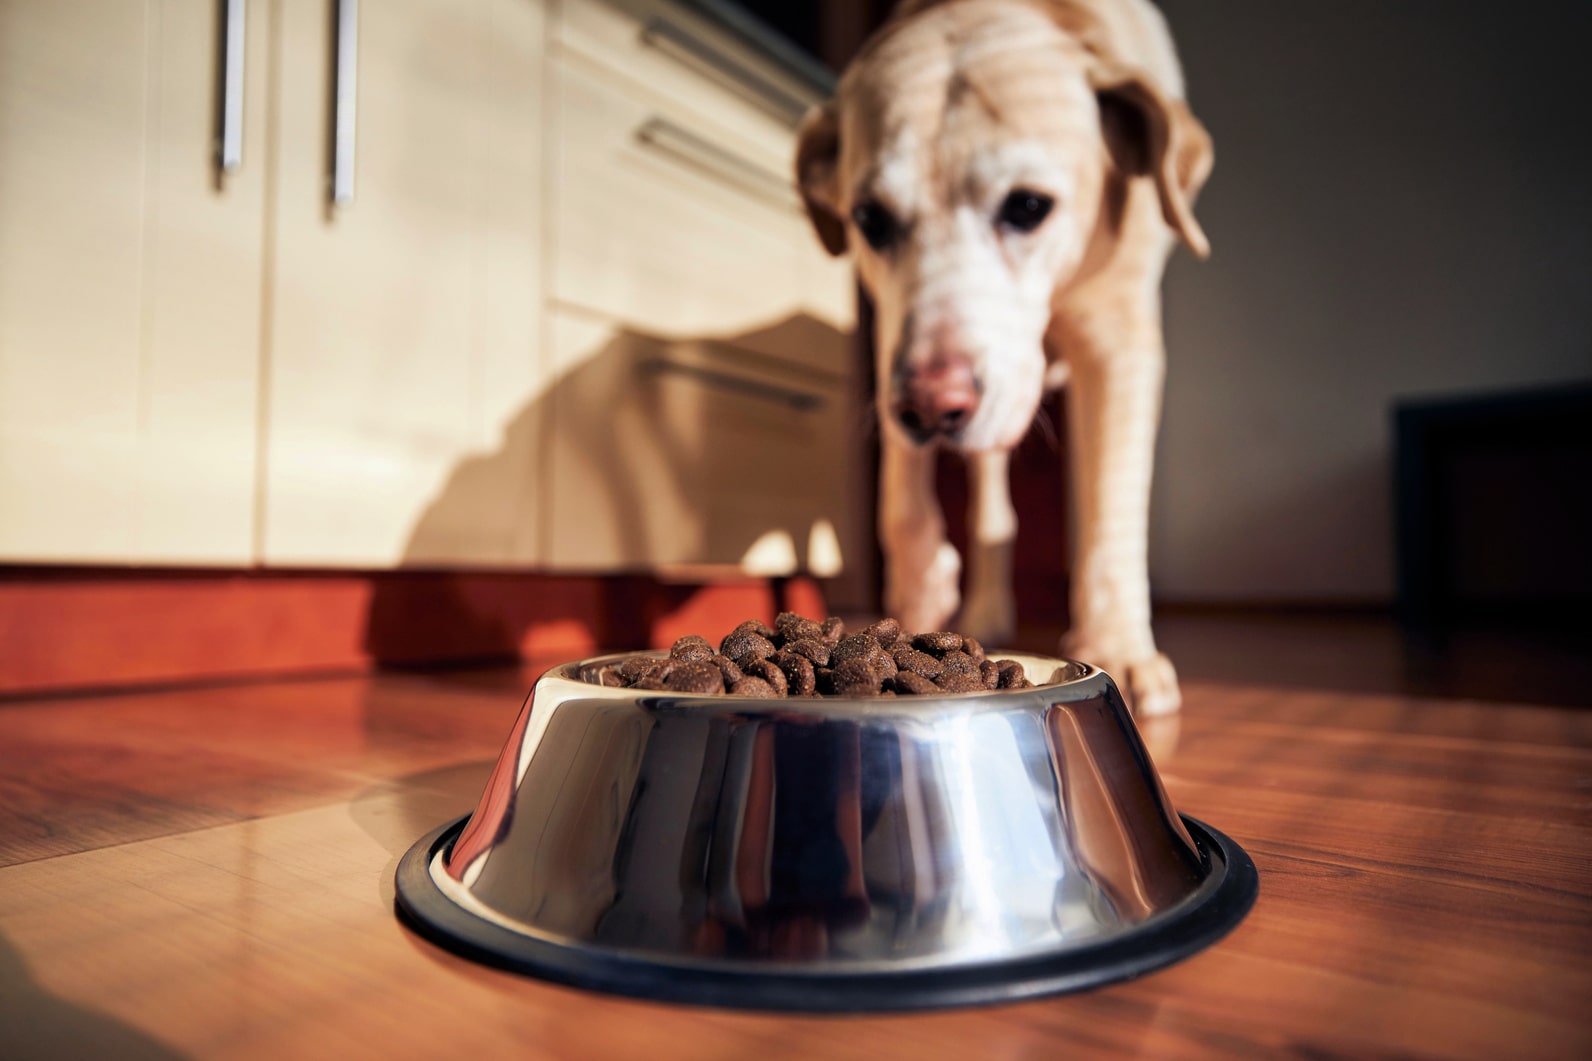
[880,435,960,634]
[1061,340,1181,716]
[956,449,1016,647]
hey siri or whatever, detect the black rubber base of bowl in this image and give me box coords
[395,814,1258,1013]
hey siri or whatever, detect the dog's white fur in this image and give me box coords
[795,0,1212,715]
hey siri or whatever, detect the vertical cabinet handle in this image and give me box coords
[217,0,246,180]
[331,0,359,207]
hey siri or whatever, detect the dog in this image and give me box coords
[794,0,1212,716]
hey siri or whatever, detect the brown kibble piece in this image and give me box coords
[729,676,779,698]
[770,650,817,696]
[620,656,676,685]
[785,638,830,666]
[665,661,726,694]
[616,655,658,684]
[830,633,881,665]
[890,644,943,679]
[821,616,846,644]
[870,644,898,680]
[913,631,963,654]
[742,658,789,697]
[730,618,776,639]
[891,671,939,695]
[710,654,744,686]
[670,635,715,663]
[814,667,836,695]
[935,670,986,693]
[787,619,826,644]
[832,657,882,696]
[863,618,901,646]
[980,659,1002,689]
[939,650,979,678]
[995,660,1028,688]
[961,636,986,663]
[720,629,776,665]
[775,612,825,645]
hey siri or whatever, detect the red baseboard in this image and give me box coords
[0,567,829,698]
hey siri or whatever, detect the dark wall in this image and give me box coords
[1151,0,1592,601]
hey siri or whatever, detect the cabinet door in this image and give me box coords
[543,310,858,576]
[0,0,268,563]
[261,0,544,567]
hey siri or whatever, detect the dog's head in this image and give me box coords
[796,0,1211,451]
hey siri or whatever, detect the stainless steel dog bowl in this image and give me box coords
[396,652,1256,1011]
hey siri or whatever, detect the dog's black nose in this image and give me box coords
[898,405,971,436]
[934,405,972,432]
[896,355,979,440]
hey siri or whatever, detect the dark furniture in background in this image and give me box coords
[1394,381,1592,637]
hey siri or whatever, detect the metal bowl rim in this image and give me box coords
[543,649,1104,717]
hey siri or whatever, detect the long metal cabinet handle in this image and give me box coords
[640,17,808,128]
[634,117,795,212]
[638,358,826,412]
[331,0,359,207]
[217,0,246,179]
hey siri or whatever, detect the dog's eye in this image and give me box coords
[850,201,899,251]
[997,190,1054,233]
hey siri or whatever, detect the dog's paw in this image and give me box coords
[1063,640,1182,717]
[1120,652,1182,718]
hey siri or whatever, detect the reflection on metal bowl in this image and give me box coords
[395,653,1256,1011]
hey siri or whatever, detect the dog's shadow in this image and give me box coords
[362,311,867,664]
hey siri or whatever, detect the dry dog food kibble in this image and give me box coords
[580,613,1036,697]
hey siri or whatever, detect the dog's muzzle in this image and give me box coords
[893,354,982,444]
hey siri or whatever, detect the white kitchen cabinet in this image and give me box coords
[0,0,270,563]
[0,0,854,576]
[259,0,546,566]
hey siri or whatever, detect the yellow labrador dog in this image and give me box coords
[795,0,1212,715]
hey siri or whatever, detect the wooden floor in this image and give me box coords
[2,618,1589,1059]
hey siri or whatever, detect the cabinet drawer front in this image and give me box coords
[556,0,819,164]
[553,59,823,342]
[543,312,856,575]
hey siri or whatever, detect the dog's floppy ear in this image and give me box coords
[1091,65,1214,259]
[794,102,848,257]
